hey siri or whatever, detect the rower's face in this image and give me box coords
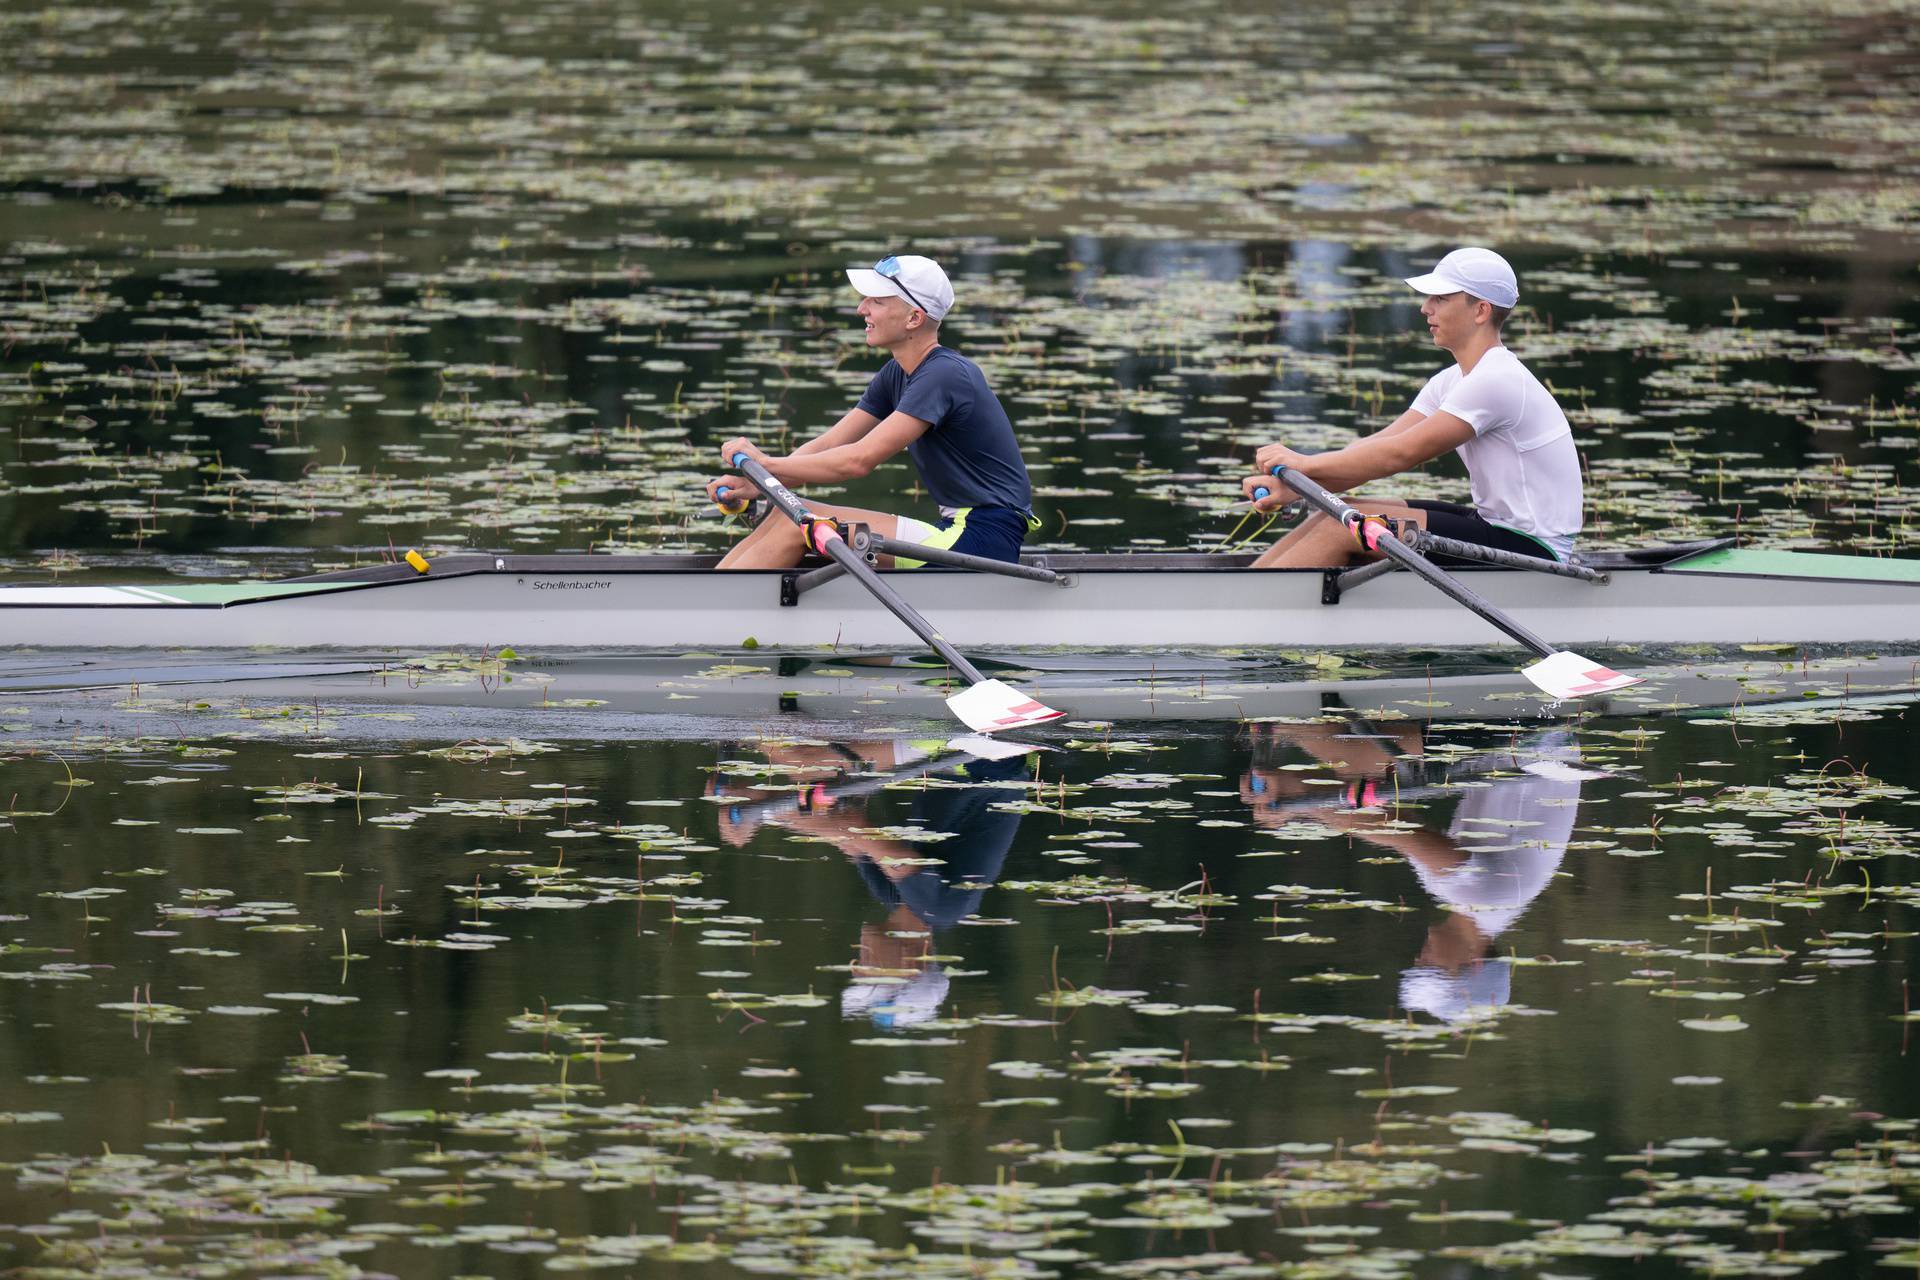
[1420,291,1478,351]
[858,294,918,347]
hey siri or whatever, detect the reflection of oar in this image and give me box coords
[722,453,1064,734]
[1256,465,1638,701]
[724,736,1039,832]
[1248,743,1612,815]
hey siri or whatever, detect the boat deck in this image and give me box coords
[26,538,1757,610]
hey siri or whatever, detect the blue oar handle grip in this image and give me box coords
[1251,463,1293,503]
[714,451,754,512]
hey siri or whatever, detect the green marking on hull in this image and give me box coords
[1665,548,1920,584]
[131,582,361,605]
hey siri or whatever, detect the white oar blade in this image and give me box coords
[945,679,1065,734]
[1522,651,1643,700]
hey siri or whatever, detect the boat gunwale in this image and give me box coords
[9,538,1920,609]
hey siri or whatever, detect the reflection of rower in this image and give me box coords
[1348,729,1598,1022]
[848,752,1027,930]
[710,737,1031,1028]
[841,752,1027,1027]
[1240,720,1602,1023]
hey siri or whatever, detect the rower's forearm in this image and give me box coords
[792,422,862,456]
[1301,436,1422,492]
[1294,451,1379,493]
[767,446,869,486]
[791,409,877,457]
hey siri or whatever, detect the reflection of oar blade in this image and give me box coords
[726,453,1064,733]
[1265,466,1639,700]
[944,733,1041,763]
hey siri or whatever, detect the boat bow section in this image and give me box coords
[1656,546,1920,584]
[0,581,369,608]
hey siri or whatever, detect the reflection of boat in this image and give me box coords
[3,647,1915,742]
[3,541,1919,649]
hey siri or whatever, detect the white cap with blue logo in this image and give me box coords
[847,254,955,322]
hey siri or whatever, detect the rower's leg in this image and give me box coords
[1250,500,1428,569]
[716,503,903,569]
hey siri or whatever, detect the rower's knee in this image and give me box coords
[740,517,803,553]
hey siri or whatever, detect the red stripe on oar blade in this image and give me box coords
[991,704,1065,727]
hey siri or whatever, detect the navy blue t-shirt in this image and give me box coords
[855,347,1032,515]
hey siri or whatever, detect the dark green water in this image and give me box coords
[0,709,1915,1276]
[2,0,1919,1274]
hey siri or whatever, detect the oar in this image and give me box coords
[719,452,1065,733]
[1253,466,1639,700]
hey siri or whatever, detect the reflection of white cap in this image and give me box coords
[1404,247,1519,308]
[847,254,955,322]
[840,967,950,1028]
[1400,960,1511,1023]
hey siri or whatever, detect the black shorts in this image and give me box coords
[1405,500,1557,564]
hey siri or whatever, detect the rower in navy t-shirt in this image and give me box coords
[706,254,1036,568]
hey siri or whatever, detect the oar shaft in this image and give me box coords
[728,749,974,827]
[1405,530,1605,582]
[858,532,1062,584]
[730,454,989,685]
[1272,466,1560,660]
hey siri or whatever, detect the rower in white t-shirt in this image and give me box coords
[1241,246,1583,566]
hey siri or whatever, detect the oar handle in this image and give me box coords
[1270,464,1561,660]
[730,452,835,554]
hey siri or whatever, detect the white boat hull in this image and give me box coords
[2,548,1918,651]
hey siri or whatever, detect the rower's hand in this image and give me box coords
[706,474,759,510]
[1254,443,1313,476]
[1241,474,1285,512]
[719,437,774,472]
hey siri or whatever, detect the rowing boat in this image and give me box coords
[2,540,1918,651]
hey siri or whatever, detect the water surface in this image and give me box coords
[2,2,1919,1275]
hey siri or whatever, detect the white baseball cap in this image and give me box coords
[847,254,954,322]
[1403,246,1519,308]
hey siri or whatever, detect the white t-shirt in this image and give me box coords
[1411,346,1582,559]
